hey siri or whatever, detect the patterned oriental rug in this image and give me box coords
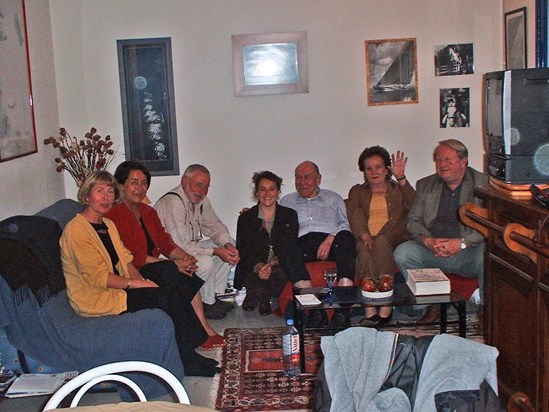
[215,314,482,412]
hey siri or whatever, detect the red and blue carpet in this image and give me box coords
[215,314,482,411]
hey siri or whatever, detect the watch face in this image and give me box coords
[460,242,466,249]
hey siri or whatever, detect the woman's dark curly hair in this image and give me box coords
[252,171,283,200]
[113,161,152,188]
[358,146,392,175]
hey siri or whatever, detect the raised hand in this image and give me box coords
[389,150,408,180]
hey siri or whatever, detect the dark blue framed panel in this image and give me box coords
[117,37,179,176]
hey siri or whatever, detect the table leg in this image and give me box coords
[440,303,448,334]
[458,300,467,338]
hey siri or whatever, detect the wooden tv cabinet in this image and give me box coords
[462,184,549,411]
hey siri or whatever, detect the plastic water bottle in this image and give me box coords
[282,319,301,377]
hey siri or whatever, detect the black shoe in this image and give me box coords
[359,315,379,327]
[305,311,328,328]
[216,298,235,312]
[329,312,350,329]
[183,353,222,377]
[204,302,227,320]
[259,302,272,316]
[376,313,393,327]
[242,295,256,311]
[197,353,219,367]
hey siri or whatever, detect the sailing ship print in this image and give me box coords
[366,38,418,105]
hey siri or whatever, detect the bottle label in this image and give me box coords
[290,334,299,362]
[283,333,300,362]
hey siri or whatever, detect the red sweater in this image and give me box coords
[106,203,179,270]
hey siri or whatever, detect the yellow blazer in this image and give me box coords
[60,213,133,317]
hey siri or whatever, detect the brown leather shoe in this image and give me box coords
[242,295,256,311]
[258,302,272,316]
[419,305,439,323]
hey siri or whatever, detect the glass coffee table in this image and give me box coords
[292,283,467,371]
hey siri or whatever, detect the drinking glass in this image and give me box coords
[323,267,337,303]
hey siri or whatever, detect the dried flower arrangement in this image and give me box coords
[44,127,119,184]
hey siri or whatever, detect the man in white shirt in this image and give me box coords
[155,164,240,320]
[280,161,356,327]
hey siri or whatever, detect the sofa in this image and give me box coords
[0,199,184,399]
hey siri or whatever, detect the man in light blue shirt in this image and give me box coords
[281,161,356,327]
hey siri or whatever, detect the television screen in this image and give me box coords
[485,76,503,138]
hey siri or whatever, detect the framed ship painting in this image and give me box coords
[365,38,418,106]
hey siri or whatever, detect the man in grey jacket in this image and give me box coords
[394,139,487,321]
[155,164,240,320]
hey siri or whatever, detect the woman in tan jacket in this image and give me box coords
[347,146,415,325]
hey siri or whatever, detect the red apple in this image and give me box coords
[361,278,377,292]
[378,274,394,292]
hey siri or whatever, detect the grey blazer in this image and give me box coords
[406,166,488,246]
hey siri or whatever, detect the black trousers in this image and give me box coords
[124,261,207,361]
[298,231,356,280]
[244,264,288,304]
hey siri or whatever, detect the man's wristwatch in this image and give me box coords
[460,239,467,250]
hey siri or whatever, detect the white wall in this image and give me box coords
[5,0,504,233]
[0,0,64,221]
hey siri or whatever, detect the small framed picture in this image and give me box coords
[434,43,474,76]
[505,7,527,69]
[365,38,418,106]
[232,31,309,96]
[440,88,470,128]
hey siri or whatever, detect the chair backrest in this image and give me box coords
[508,392,534,412]
[42,361,190,410]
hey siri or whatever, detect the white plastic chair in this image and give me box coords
[42,361,190,410]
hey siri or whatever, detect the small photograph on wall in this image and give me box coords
[440,88,470,128]
[434,43,474,76]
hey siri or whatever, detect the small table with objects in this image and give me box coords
[292,283,467,371]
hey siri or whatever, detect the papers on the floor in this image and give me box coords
[216,288,237,300]
[0,370,17,394]
[406,268,450,295]
[5,371,79,398]
[295,294,322,306]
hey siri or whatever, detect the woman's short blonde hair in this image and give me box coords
[77,171,120,206]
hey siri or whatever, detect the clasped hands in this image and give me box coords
[423,236,462,257]
[214,243,240,266]
[173,254,198,275]
[255,257,279,280]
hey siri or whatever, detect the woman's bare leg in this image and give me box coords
[192,293,218,336]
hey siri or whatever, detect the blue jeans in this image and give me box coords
[393,240,485,304]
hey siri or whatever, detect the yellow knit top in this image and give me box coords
[367,193,389,236]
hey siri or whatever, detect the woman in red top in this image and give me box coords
[106,161,225,352]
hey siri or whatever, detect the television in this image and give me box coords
[483,68,549,183]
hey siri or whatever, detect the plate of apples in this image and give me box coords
[360,274,394,299]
